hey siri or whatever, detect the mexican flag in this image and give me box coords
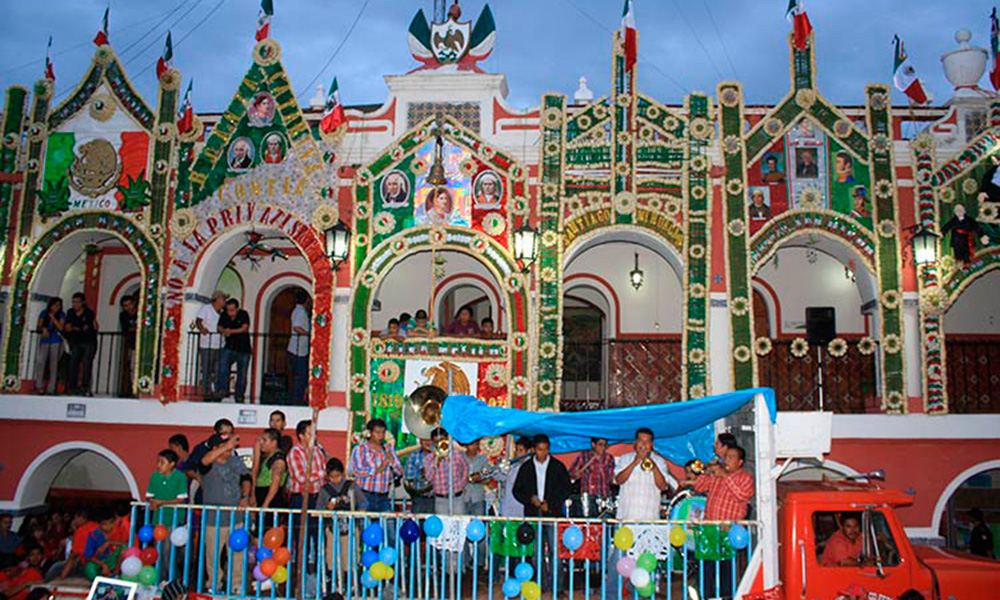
[93,7,109,46]
[785,0,813,50]
[893,35,929,104]
[45,36,54,82]
[256,0,273,42]
[156,32,173,80]
[42,130,150,214]
[320,77,346,134]
[177,80,194,135]
[621,0,636,72]
[991,8,1000,91]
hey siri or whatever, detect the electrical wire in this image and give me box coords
[123,0,207,66]
[298,0,373,97]
[668,0,725,80]
[134,0,229,80]
[700,0,739,79]
[117,0,190,59]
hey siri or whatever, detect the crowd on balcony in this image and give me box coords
[378,306,503,342]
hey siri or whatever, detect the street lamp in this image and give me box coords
[324,219,351,270]
[512,223,538,273]
[911,226,939,267]
[630,251,644,290]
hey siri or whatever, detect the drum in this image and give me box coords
[565,493,602,518]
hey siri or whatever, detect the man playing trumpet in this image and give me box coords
[613,427,677,520]
[424,427,469,515]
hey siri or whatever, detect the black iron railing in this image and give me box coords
[24,330,135,397]
[758,339,878,413]
[560,338,683,411]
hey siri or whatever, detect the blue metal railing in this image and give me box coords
[129,502,757,600]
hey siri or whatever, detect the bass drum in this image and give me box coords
[564,493,602,518]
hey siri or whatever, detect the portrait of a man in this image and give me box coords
[761,153,786,184]
[228,137,254,171]
[748,188,771,220]
[261,133,286,164]
[248,92,276,127]
[473,170,502,209]
[834,151,855,184]
[380,170,410,208]
[796,148,819,178]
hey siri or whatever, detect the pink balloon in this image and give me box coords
[616,556,636,578]
[123,547,142,560]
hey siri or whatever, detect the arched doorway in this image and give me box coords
[15,442,139,513]
[943,269,1000,413]
[262,285,311,405]
[934,462,1000,556]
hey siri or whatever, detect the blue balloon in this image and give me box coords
[400,519,421,544]
[362,523,384,547]
[361,549,379,568]
[137,525,154,544]
[562,525,584,551]
[423,515,443,538]
[378,547,397,567]
[502,578,522,597]
[728,523,749,550]
[514,561,533,582]
[361,570,378,588]
[255,547,273,562]
[466,519,486,542]
[228,528,250,552]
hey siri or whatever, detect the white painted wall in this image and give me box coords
[50,450,131,492]
[945,270,1000,334]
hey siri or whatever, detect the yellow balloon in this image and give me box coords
[385,566,395,580]
[272,566,288,584]
[520,580,541,600]
[669,526,686,547]
[372,562,387,579]
[613,526,634,551]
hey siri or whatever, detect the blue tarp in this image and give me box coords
[440,388,777,465]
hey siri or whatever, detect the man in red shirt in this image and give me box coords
[0,547,44,600]
[48,509,97,580]
[821,513,864,566]
[689,445,754,521]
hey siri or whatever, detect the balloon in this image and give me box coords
[137,525,155,544]
[169,526,189,547]
[138,565,158,586]
[728,523,749,550]
[228,528,250,552]
[423,515,443,538]
[383,566,395,580]
[273,546,291,566]
[561,526,584,551]
[516,522,535,545]
[252,564,268,582]
[121,556,142,577]
[272,566,288,584]
[263,527,284,550]
[637,581,654,598]
[140,546,158,566]
[502,578,522,597]
[513,561,533,582]
[613,527,634,551]
[629,567,650,588]
[361,570,378,589]
[520,580,541,600]
[401,519,421,544]
[615,555,636,578]
[84,562,100,580]
[669,526,686,547]
[379,547,397,567]
[259,558,277,577]
[362,523,384,547]
[123,547,142,559]
[636,552,656,572]
[370,561,387,580]
[153,525,169,542]
[466,519,486,542]
[256,547,273,562]
[361,549,379,568]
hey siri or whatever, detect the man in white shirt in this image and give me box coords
[614,427,677,520]
[196,291,227,400]
[286,290,311,405]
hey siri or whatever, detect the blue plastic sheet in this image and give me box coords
[441,388,776,464]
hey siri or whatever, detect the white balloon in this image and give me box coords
[629,567,650,588]
[121,556,142,577]
[170,526,189,547]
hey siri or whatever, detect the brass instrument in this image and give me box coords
[403,385,448,439]
[640,457,655,472]
[434,439,451,457]
[395,444,423,458]
[690,459,706,475]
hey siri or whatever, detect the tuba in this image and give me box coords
[403,385,448,439]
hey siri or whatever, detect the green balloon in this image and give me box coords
[637,581,654,598]
[84,562,100,580]
[636,552,657,572]
[119,572,137,583]
[138,565,158,586]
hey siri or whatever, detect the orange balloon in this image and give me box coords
[153,525,169,542]
[259,558,277,577]
[263,527,284,550]
[273,547,291,566]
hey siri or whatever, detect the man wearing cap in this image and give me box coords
[196,291,227,400]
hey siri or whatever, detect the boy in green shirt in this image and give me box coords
[147,449,189,526]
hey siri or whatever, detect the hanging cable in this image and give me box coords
[123,0,207,66]
[668,0,725,80]
[117,0,190,59]
[134,0,229,79]
[700,0,739,79]
[298,0,373,97]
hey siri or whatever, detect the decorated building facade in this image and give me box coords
[0,5,997,549]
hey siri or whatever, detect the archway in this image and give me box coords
[943,268,1000,413]
[262,284,311,405]
[932,460,1000,555]
[14,442,139,512]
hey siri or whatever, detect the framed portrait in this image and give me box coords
[247,92,277,128]
[415,185,471,227]
[748,187,772,220]
[86,577,138,600]
[760,152,786,184]
[259,132,287,165]
[228,137,254,171]
[794,148,820,179]
[472,170,503,210]
[380,170,411,208]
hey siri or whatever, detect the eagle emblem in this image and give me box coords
[68,138,121,197]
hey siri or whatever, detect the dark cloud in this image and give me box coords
[0,0,993,112]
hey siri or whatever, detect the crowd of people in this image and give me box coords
[379,306,502,341]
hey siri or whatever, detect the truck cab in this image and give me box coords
[778,479,1000,599]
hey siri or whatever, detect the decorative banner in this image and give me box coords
[477,362,508,406]
[403,358,479,399]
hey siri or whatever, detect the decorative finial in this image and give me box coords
[448,0,461,22]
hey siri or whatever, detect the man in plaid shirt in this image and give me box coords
[690,445,754,521]
[403,438,434,514]
[424,427,469,515]
[569,437,614,498]
[348,418,402,512]
[287,420,327,563]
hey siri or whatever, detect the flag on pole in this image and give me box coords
[256,0,274,42]
[177,80,194,135]
[320,77,346,134]
[785,0,813,50]
[156,32,174,80]
[93,7,109,46]
[893,35,929,104]
[45,36,55,82]
[991,8,1000,91]
[621,0,636,72]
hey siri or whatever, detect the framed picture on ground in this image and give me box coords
[86,577,138,600]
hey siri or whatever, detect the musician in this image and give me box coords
[569,437,614,498]
[499,436,533,517]
[613,427,677,520]
[423,427,469,515]
[403,438,434,514]
[464,439,489,515]
[686,445,754,521]
[348,418,403,512]
[513,434,571,518]
[708,431,738,474]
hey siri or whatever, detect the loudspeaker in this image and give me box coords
[805,307,836,346]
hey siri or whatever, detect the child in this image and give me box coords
[317,459,362,588]
[480,317,495,339]
[0,548,44,600]
[408,310,433,338]
[380,318,405,341]
[147,449,189,527]
[83,508,122,577]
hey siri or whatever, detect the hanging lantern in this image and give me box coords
[324,220,351,270]
[630,252,644,290]
[512,224,538,272]
[911,227,939,267]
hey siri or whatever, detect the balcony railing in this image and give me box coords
[561,338,682,411]
[23,330,135,397]
[758,338,878,413]
[946,338,1000,413]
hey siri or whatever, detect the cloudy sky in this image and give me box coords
[0,0,993,112]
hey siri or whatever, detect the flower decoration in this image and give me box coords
[355,169,373,186]
[691,185,707,200]
[689,244,706,259]
[720,87,741,107]
[2,133,17,149]
[689,384,706,399]
[361,271,378,287]
[733,345,752,363]
[833,119,853,138]
[646,197,663,211]
[377,361,401,383]
[410,158,428,175]
[874,179,894,200]
[665,199,682,215]
[884,391,905,413]
[790,338,810,358]
[939,255,955,274]
[754,337,773,356]
[797,187,822,208]
[794,89,816,109]
[664,116,680,131]
[962,178,980,196]
[350,374,368,393]
[690,117,712,139]
[690,283,706,299]
[615,192,635,214]
[882,334,902,354]
[540,342,557,358]
[688,348,705,364]
[614,162,630,176]
[618,131,633,145]
[828,338,848,358]
[927,364,942,380]
[510,376,529,396]
[592,104,609,119]
[616,93,632,107]
[391,146,405,161]
[253,38,281,66]
[138,376,153,392]
[169,208,197,238]
[690,155,709,172]
[870,92,888,111]
[923,331,940,351]
[469,234,488,254]
[645,105,661,120]
[485,364,506,388]
[355,202,370,219]
[512,197,530,215]
[877,220,896,238]
[390,237,408,254]
[726,179,744,196]
[506,273,525,292]
[537,380,555,396]
[723,135,742,155]
[373,211,396,235]
[919,287,949,315]
[639,127,654,140]
[576,115,593,129]
[428,227,447,248]
[356,233,369,247]
[460,159,478,177]
[482,212,506,236]
[542,182,559,197]
[149,224,163,239]
[544,141,560,155]
[542,107,563,128]
[370,338,386,355]
[730,296,749,316]
[540,230,559,247]
[3,375,18,391]
[511,332,529,350]
[728,219,746,237]
[857,336,877,355]
[154,122,176,143]
[89,94,115,121]
[764,118,783,137]
[881,289,901,310]
[872,134,891,154]
[540,266,557,282]
[979,203,999,222]
[312,205,339,232]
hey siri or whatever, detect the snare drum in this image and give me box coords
[565,493,602,518]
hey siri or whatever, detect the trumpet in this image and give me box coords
[434,439,451,457]
[640,457,654,472]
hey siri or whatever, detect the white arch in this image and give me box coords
[779,458,861,481]
[564,279,616,337]
[563,228,684,283]
[930,459,1000,537]
[435,276,502,325]
[13,441,140,511]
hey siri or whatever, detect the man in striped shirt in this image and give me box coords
[348,419,402,512]
[423,427,469,515]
